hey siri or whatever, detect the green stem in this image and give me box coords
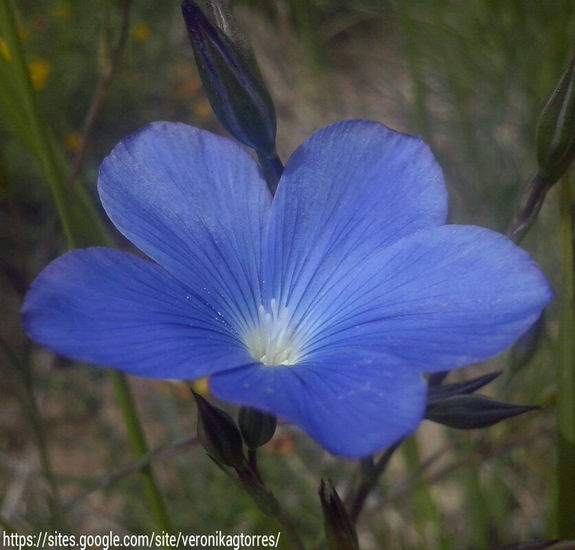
[1,0,170,530]
[276,510,307,550]
[110,373,172,532]
[394,1,432,142]
[0,338,64,529]
[0,0,111,249]
[290,0,323,70]
[219,463,307,550]
[462,463,489,549]
[401,437,450,550]
[247,448,263,483]
[0,0,74,246]
[348,441,401,524]
[556,171,575,538]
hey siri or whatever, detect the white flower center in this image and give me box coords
[244,298,304,366]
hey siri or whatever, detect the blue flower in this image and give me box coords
[22,120,552,457]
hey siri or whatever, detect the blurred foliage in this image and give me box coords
[1,1,573,549]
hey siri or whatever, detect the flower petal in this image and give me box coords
[264,120,447,306]
[98,122,270,336]
[22,248,250,378]
[300,225,553,371]
[210,353,426,457]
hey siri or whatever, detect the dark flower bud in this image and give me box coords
[203,0,255,67]
[238,406,277,449]
[508,55,575,242]
[192,391,245,468]
[319,479,359,550]
[425,394,538,430]
[537,55,575,184]
[427,371,501,405]
[181,1,277,158]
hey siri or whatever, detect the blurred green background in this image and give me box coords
[1,1,573,548]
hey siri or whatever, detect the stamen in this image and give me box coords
[244,298,304,366]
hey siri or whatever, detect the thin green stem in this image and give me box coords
[0,338,64,529]
[65,436,198,510]
[247,448,263,483]
[394,2,432,142]
[401,437,450,550]
[110,372,172,532]
[0,0,74,246]
[1,0,170,531]
[66,0,132,188]
[223,463,307,550]
[507,173,554,243]
[0,0,111,249]
[347,441,401,524]
[290,0,323,70]
[276,509,307,550]
[556,171,575,538]
[462,464,489,549]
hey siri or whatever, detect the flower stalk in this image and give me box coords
[0,0,170,532]
[0,0,111,249]
[0,337,64,529]
[556,171,575,538]
[347,441,401,524]
[111,374,172,532]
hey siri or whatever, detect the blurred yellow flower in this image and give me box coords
[193,98,212,119]
[0,38,11,61]
[191,377,210,396]
[63,132,81,153]
[29,59,52,89]
[132,22,151,43]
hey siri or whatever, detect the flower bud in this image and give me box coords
[203,0,254,66]
[181,1,277,158]
[192,391,245,468]
[427,371,501,405]
[425,394,538,430]
[319,479,359,550]
[536,55,575,184]
[238,406,277,449]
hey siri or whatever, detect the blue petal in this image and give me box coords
[98,122,270,337]
[22,248,251,378]
[264,120,447,307]
[299,225,553,371]
[210,353,426,457]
